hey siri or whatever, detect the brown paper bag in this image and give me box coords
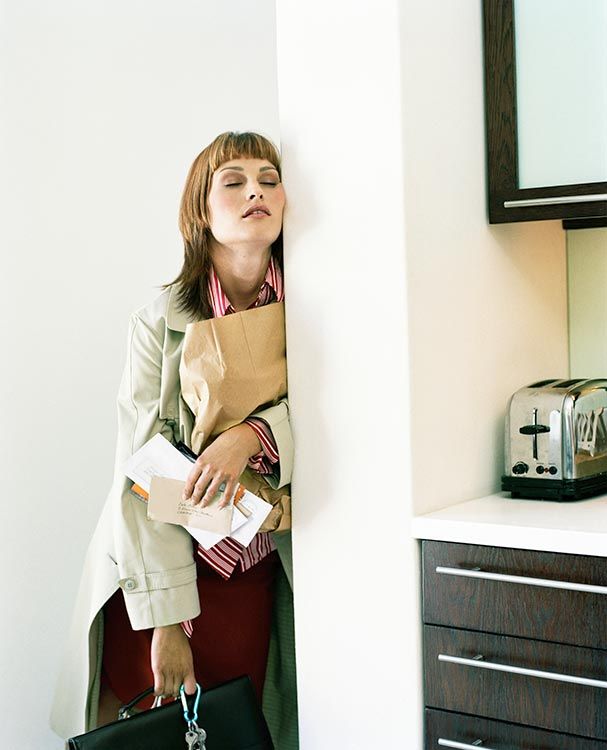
[179,302,290,533]
[239,467,291,534]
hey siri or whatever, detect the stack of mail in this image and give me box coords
[122,433,273,550]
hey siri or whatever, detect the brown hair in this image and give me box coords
[160,131,283,321]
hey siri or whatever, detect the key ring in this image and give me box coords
[180,683,202,725]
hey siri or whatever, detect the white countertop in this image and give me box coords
[411,492,607,557]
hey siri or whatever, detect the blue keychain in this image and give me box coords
[180,683,206,750]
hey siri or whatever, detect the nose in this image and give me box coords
[249,190,263,199]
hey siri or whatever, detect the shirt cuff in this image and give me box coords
[244,417,279,475]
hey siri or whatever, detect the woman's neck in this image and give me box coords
[209,244,271,312]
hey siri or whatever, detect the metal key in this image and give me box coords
[196,726,207,748]
[185,725,207,750]
[185,729,200,750]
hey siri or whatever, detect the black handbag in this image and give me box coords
[67,676,275,750]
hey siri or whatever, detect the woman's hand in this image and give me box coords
[151,624,197,697]
[183,423,262,508]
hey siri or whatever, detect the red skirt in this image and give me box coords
[101,548,280,710]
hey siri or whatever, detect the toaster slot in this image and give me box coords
[551,378,585,388]
[527,378,559,388]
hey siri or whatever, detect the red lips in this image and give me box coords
[243,204,271,217]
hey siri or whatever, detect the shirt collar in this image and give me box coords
[207,255,284,318]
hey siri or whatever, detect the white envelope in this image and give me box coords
[123,433,272,549]
[229,492,274,547]
[122,433,192,491]
[191,504,249,550]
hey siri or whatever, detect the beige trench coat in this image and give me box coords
[49,285,298,749]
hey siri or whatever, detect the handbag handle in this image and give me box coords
[118,687,155,720]
[118,684,201,721]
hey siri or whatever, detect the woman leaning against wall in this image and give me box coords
[49,131,298,750]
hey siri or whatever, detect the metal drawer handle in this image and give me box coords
[439,740,493,750]
[436,565,607,595]
[438,653,607,689]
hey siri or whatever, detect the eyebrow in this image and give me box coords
[219,165,278,173]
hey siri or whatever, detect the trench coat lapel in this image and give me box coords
[160,285,199,432]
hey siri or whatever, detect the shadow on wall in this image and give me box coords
[280,144,335,531]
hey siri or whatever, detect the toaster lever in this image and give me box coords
[519,409,550,460]
[519,425,550,435]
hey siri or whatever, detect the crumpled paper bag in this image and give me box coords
[179,301,290,533]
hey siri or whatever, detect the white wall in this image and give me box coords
[400,0,569,515]
[276,2,569,747]
[276,2,419,748]
[0,2,279,747]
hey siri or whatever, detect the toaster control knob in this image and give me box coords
[512,462,529,475]
[548,466,558,475]
[536,466,545,474]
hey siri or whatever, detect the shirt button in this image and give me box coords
[123,578,137,591]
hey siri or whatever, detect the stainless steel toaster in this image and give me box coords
[502,378,607,500]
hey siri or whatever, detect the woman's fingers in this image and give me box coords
[153,668,178,697]
[191,470,236,508]
[198,475,226,507]
[182,669,197,696]
[184,426,256,507]
[218,479,237,509]
[183,462,205,500]
[153,670,165,698]
[167,673,181,697]
[187,464,212,504]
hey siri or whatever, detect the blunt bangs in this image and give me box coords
[207,132,282,177]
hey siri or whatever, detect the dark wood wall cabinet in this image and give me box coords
[422,540,607,748]
[483,1,607,226]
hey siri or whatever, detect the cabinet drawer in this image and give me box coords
[425,708,607,750]
[424,625,607,739]
[423,541,607,648]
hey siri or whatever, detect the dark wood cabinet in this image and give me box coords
[423,541,607,649]
[426,708,607,750]
[425,625,607,739]
[483,1,607,226]
[422,540,607,748]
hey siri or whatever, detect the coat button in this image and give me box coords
[123,578,137,591]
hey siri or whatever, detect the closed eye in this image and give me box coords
[225,181,279,187]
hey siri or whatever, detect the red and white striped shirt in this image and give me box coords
[197,256,282,573]
[181,255,284,637]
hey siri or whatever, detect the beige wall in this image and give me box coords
[568,228,607,377]
[401,1,569,515]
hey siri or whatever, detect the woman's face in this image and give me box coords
[206,157,285,251]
